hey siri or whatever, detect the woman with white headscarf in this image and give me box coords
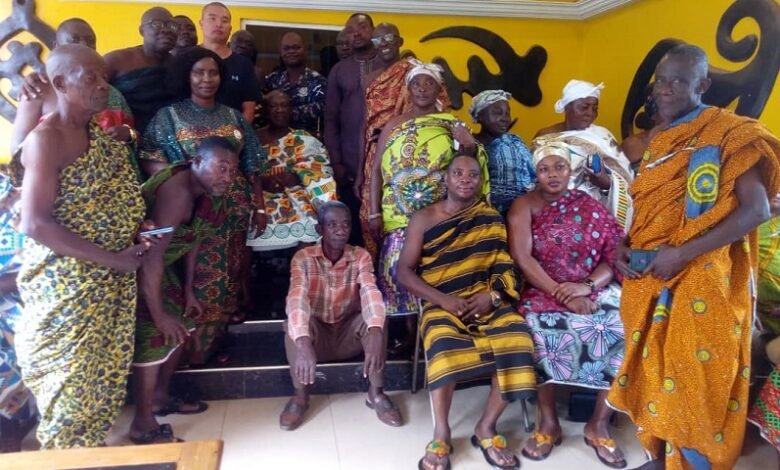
[534,80,634,231]
[368,61,490,318]
[470,89,536,216]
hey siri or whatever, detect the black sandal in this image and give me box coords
[129,424,184,445]
[154,397,209,417]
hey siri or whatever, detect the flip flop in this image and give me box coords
[471,434,520,470]
[521,431,562,461]
[418,439,452,470]
[129,424,184,445]
[154,397,209,417]
[584,436,628,469]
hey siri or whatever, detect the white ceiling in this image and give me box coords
[96,0,640,20]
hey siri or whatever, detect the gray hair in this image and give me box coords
[665,44,709,78]
[317,200,351,225]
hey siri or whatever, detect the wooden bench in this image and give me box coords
[0,440,223,470]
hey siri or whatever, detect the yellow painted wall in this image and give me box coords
[1,0,778,155]
[582,0,780,137]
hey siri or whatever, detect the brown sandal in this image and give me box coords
[418,439,451,470]
[584,436,627,468]
[521,431,562,461]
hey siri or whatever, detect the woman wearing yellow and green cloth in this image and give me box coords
[748,194,780,469]
[368,61,489,317]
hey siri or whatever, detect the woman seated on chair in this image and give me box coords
[398,154,536,470]
[246,90,337,251]
[507,143,627,469]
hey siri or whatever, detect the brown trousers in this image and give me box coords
[283,314,387,389]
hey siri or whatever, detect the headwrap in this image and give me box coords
[468,89,512,123]
[405,59,444,85]
[532,143,572,168]
[554,79,604,113]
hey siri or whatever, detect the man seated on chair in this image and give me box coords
[398,154,537,470]
[280,201,402,430]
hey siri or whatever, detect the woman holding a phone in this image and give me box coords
[507,143,627,469]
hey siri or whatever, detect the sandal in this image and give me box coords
[279,399,309,431]
[521,431,562,461]
[470,434,520,470]
[154,397,209,417]
[417,439,452,470]
[130,424,184,445]
[584,436,627,469]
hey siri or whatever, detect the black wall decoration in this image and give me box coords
[420,26,547,110]
[621,0,780,138]
[0,0,55,123]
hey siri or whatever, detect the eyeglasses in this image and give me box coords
[142,20,179,32]
[370,33,396,47]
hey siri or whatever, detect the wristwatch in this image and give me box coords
[582,278,596,293]
[489,290,501,308]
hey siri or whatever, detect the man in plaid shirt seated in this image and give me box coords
[280,201,403,430]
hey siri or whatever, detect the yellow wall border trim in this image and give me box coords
[61,0,639,20]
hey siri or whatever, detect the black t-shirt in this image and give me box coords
[217,53,261,112]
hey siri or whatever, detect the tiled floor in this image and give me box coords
[21,387,775,469]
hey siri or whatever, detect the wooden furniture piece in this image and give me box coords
[0,439,223,470]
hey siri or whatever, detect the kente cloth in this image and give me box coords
[134,164,227,365]
[533,124,633,231]
[757,216,780,333]
[264,68,327,136]
[377,230,419,316]
[485,133,536,215]
[419,200,535,400]
[606,105,780,470]
[16,121,144,449]
[141,99,263,364]
[110,66,175,133]
[0,181,32,420]
[379,113,490,234]
[246,130,337,251]
[519,190,624,389]
[748,366,780,451]
[359,59,451,258]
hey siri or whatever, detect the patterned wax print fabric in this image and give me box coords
[16,121,145,448]
[486,133,536,216]
[606,105,780,470]
[246,130,337,251]
[519,190,624,389]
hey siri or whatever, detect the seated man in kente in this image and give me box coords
[280,201,402,431]
[608,44,780,470]
[247,90,337,251]
[398,154,536,470]
[131,137,239,444]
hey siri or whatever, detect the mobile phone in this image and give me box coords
[629,249,657,273]
[587,154,603,173]
[139,226,175,237]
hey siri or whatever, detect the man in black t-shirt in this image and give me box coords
[199,2,260,123]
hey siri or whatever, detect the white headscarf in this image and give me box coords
[405,59,444,85]
[554,79,604,114]
[468,89,511,123]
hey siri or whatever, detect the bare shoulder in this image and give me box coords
[534,122,565,139]
[22,122,67,167]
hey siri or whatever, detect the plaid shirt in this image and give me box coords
[286,244,386,340]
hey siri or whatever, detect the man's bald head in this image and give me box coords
[229,30,256,61]
[46,44,102,80]
[372,23,402,65]
[55,18,96,50]
[46,44,110,115]
[141,6,173,24]
[374,23,399,37]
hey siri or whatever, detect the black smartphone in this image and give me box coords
[629,249,657,273]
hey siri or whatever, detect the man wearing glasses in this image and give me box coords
[104,7,177,133]
[200,2,260,124]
